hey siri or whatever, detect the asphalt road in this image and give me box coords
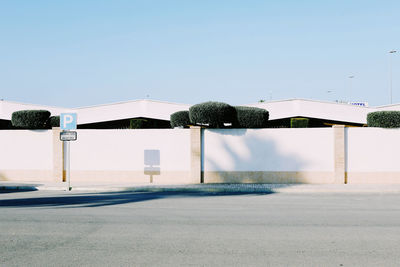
[1,190,400,266]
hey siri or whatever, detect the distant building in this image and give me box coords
[248,99,372,127]
[1,98,399,129]
[0,99,189,129]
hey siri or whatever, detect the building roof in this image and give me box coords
[0,99,190,125]
[374,103,400,111]
[247,98,373,124]
[1,98,400,126]
[0,100,72,121]
[75,99,191,124]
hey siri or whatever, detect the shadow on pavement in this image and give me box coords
[0,190,274,208]
[0,183,39,194]
[0,188,38,194]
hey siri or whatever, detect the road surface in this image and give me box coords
[1,190,400,266]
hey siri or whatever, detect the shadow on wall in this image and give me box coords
[203,129,316,184]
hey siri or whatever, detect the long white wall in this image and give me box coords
[346,128,400,183]
[0,130,53,170]
[204,128,333,172]
[3,127,400,184]
[0,130,53,181]
[347,128,400,172]
[69,129,191,183]
[203,128,334,183]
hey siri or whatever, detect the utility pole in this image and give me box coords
[389,50,397,104]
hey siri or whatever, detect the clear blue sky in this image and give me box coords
[1,0,399,107]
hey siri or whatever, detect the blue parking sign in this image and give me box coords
[60,113,77,130]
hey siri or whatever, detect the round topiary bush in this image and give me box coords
[290,118,309,128]
[234,106,269,128]
[367,111,400,128]
[170,110,190,128]
[11,110,51,129]
[189,101,236,128]
[47,116,60,128]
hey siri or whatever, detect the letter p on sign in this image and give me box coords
[60,113,77,130]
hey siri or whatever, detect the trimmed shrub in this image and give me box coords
[47,116,60,128]
[367,111,400,128]
[234,106,269,128]
[170,110,190,128]
[11,110,51,129]
[290,118,309,128]
[189,101,236,128]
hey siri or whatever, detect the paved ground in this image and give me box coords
[1,190,400,266]
[3,181,400,193]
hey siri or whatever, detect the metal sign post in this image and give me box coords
[60,113,78,191]
[65,138,71,191]
[60,131,77,191]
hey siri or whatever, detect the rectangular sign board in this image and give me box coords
[348,102,368,107]
[60,113,77,130]
[60,131,77,141]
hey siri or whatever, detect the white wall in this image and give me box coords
[3,127,400,184]
[70,129,191,172]
[203,128,334,172]
[347,128,400,172]
[0,130,53,170]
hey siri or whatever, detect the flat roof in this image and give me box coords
[1,98,399,125]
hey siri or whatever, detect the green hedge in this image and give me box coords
[367,111,400,128]
[189,101,236,128]
[47,116,60,128]
[234,106,269,128]
[290,118,309,128]
[11,110,51,129]
[170,111,190,128]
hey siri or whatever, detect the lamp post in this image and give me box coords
[389,50,397,104]
[349,75,354,102]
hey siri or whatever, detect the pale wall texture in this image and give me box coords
[346,128,400,183]
[69,129,191,183]
[0,130,53,181]
[203,128,334,183]
[3,127,400,184]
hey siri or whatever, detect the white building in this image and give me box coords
[0,98,398,129]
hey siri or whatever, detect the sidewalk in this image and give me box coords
[1,181,400,193]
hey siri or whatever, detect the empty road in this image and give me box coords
[1,190,400,266]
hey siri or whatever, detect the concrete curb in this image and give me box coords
[2,183,400,194]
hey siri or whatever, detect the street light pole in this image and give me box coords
[349,75,354,102]
[389,50,397,104]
